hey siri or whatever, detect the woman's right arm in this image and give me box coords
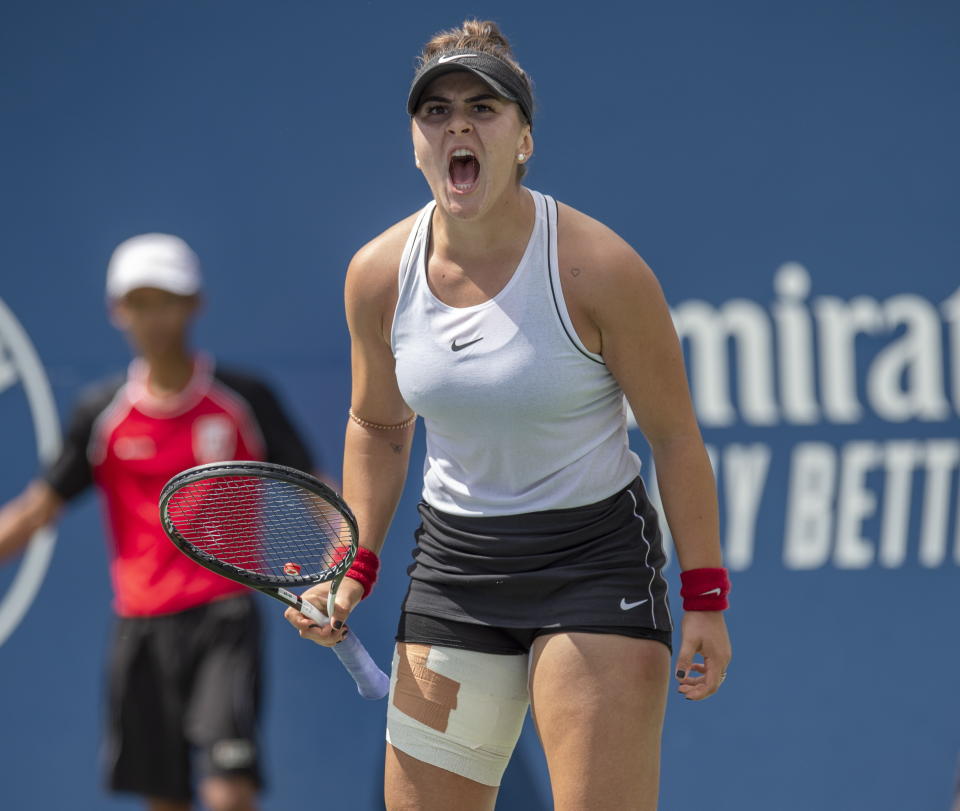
[340,238,416,562]
[286,221,417,646]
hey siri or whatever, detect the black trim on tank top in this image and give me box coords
[545,195,605,365]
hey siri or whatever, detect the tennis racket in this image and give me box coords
[158,460,389,700]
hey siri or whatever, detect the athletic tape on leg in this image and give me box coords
[386,643,530,786]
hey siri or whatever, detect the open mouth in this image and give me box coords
[449,148,480,192]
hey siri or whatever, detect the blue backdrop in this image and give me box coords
[1,1,957,809]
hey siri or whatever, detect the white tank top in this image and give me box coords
[391,189,641,516]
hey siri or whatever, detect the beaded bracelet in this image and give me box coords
[348,408,416,430]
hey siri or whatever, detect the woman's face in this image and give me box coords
[411,71,533,220]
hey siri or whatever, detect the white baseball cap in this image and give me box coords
[106,233,202,300]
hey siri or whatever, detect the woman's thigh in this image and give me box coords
[385,744,498,811]
[529,632,671,811]
[383,642,530,811]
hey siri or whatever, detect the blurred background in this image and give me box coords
[1,1,957,808]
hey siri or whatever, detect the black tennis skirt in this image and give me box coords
[400,476,673,637]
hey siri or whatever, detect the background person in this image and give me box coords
[287,19,731,811]
[0,233,316,811]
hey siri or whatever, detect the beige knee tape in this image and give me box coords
[386,642,530,786]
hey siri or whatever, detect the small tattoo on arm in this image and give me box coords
[570,266,583,277]
[390,443,404,454]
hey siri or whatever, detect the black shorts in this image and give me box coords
[397,611,672,653]
[104,595,262,802]
[400,476,672,648]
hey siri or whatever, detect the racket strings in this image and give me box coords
[164,476,353,580]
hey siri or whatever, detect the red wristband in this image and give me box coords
[344,546,380,599]
[680,567,731,611]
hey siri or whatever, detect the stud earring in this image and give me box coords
[517,153,526,162]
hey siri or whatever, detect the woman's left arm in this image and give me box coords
[580,230,732,701]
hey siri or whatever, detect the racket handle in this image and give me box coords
[333,634,392,700]
[296,596,391,700]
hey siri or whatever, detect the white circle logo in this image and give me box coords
[0,298,60,647]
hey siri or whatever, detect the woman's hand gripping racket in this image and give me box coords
[159,461,389,700]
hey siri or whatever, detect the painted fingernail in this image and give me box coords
[676,670,686,679]
[333,620,343,630]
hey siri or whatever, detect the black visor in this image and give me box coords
[407,49,533,126]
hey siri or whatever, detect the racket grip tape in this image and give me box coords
[289,591,390,700]
[334,634,391,700]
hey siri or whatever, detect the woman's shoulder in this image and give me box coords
[350,211,422,276]
[554,200,640,267]
[548,198,673,353]
[553,199,658,300]
[345,210,424,303]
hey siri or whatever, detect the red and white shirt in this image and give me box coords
[45,354,313,617]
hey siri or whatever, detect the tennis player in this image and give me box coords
[0,234,316,811]
[287,19,732,811]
